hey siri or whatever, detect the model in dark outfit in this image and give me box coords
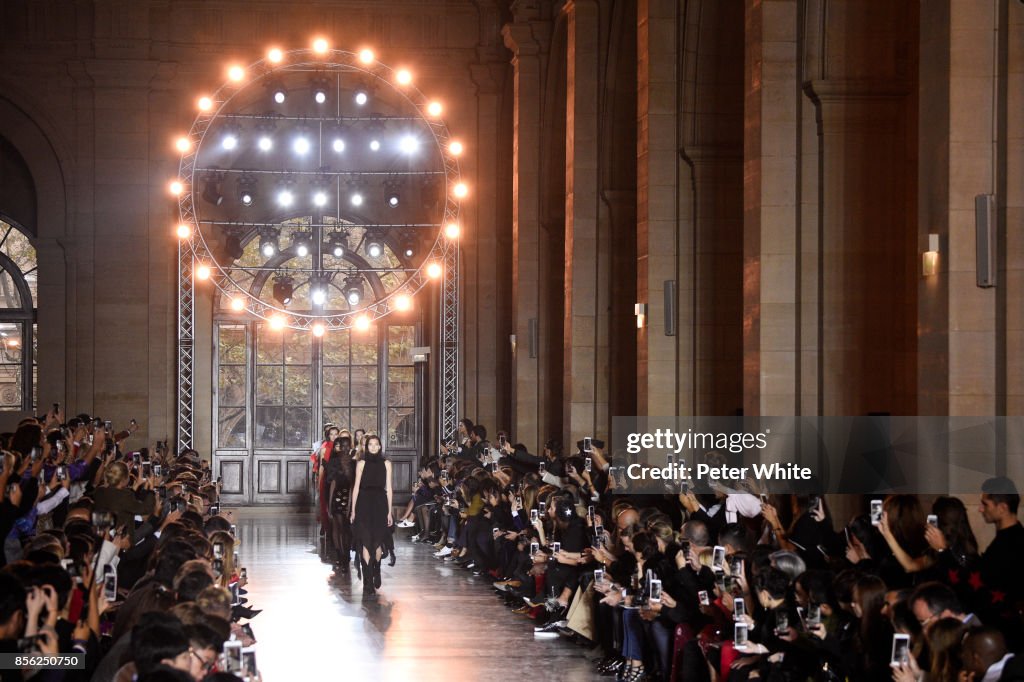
[326,436,355,572]
[350,435,393,594]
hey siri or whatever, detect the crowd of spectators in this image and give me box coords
[399,417,1024,681]
[0,407,260,681]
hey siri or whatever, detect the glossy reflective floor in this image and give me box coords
[233,509,599,680]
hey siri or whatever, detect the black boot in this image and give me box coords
[360,557,375,595]
[388,549,397,567]
[372,557,382,589]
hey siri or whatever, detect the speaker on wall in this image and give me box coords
[975,194,996,288]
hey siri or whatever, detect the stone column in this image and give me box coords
[742,0,799,417]
[502,5,547,447]
[637,0,681,417]
[563,0,608,444]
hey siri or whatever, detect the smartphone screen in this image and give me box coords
[927,514,938,527]
[223,642,243,673]
[698,590,710,606]
[734,597,745,619]
[594,569,605,584]
[530,541,539,556]
[775,610,789,634]
[870,499,883,525]
[103,573,117,601]
[649,579,662,603]
[583,437,592,453]
[584,457,592,472]
[891,633,910,667]
[735,622,749,647]
[712,545,726,570]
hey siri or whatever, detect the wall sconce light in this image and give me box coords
[635,303,648,329]
[922,233,939,277]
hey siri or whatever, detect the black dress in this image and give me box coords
[353,453,389,557]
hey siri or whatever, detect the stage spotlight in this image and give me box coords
[227,65,245,82]
[343,276,365,306]
[267,47,284,64]
[393,294,412,311]
[358,49,375,64]
[354,314,371,331]
[332,138,345,152]
[314,88,327,104]
[293,137,311,155]
[175,137,191,153]
[258,136,273,151]
[427,101,443,117]
[270,84,287,104]
[311,278,328,306]
[176,224,191,239]
[273,275,295,306]
[365,234,384,259]
[196,264,211,280]
[327,232,348,258]
[240,190,255,206]
[312,37,329,54]
[453,182,468,198]
[312,323,325,337]
[277,189,294,207]
[395,69,412,85]
[449,140,464,156]
[238,175,258,207]
[427,262,442,278]
[293,233,310,257]
[222,234,244,261]
[351,193,364,207]
[355,91,368,106]
[400,135,419,154]
[445,222,460,239]
[221,133,238,150]
[313,191,328,207]
[401,237,415,259]
[198,96,213,111]
[169,180,184,195]
[269,315,286,330]
[387,193,400,208]
[260,231,278,257]
[230,297,246,311]
[369,140,380,152]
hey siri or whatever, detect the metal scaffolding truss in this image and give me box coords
[177,241,195,451]
[439,236,459,444]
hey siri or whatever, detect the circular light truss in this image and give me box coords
[173,45,465,331]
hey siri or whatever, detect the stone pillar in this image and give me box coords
[637,0,681,417]
[742,0,799,417]
[563,0,609,444]
[502,5,547,447]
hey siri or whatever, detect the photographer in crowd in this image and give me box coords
[399,418,1024,682]
[0,407,261,681]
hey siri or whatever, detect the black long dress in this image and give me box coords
[353,452,389,558]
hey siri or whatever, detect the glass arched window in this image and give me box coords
[0,218,36,410]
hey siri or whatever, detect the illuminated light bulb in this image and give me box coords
[176,224,192,239]
[453,182,468,198]
[355,92,368,106]
[313,38,329,54]
[351,194,363,207]
[449,140,464,156]
[314,90,327,104]
[227,65,245,82]
[273,90,286,104]
[230,298,245,311]
[427,101,443,117]
[293,137,310,155]
[395,69,412,86]
[258,136,273,151]
[400,135,419,154]
[175,137,191,153]
[312,323,325,337]
[196,264,211,280]
[296,242,309,257]
[393,294,412,311]
[222,134,238,150]
[269,315,286,330]
[313,191,328,207]
[278,190,294,207]
[369,140,380,151]
[169,181,184,196]
[267,48,284,64]
[426,262,442,279]
[444,223,460,239]
[197,96,213,111]
[358,49,374,64]
[332,139,345,152]
[354,315,371,331]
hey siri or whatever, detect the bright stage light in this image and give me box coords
[445,222,460,239]
[169,181,184,196]
[230,298,245,311]
[395,69,412,86]
[332,138,345,152]
[400,135,419,154]
[272,87,287,104]
[427,262,442,279]
[453,182,468,198]
[351,194,364,207]
[314,88,327,104]
[273,276,294,306]
[427,101,443,117]
[278,190,294,207]
[222,134,238,150]
[328,232,347,258]
[313,191,328,207]
[449,140,464,156]
[387,194,400,208]
[365,237,383,259]
[198,96,213,111]
[294,234,310,257]
[240,188,256,206]
[369,140,380,151]
[393,294,412,311]
[258,136,273,151]
[267,48,283,64]
[176,224,192,239]
[175,137,191,153]
[228,65,245,82]
[312,323,325,337]
[355,91,368,106]
[196,264,211,280]
[358,49,375,64]
[269,315,286,330]
[344,276,365,306]
[354,315,371,331]
[260,232,277,257]
[293,137,311,154]
[312,38,329,54]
